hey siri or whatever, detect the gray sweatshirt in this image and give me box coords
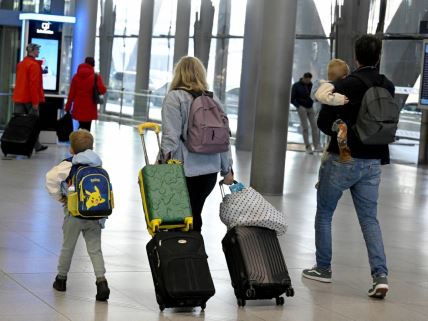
[161,89,233,177]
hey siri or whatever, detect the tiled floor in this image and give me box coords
[1,121,428,321]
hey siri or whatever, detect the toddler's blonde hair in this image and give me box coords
[327,59,350,81]
[69,129,94,154]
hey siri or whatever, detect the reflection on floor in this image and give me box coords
[0,121,428,321]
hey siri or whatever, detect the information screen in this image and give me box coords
[30,37,59,91]
[28,20,62,93]
[421,42,428,106]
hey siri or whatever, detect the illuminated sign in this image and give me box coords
[36,22,54,35]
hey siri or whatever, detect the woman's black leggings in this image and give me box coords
[186,173,218,232]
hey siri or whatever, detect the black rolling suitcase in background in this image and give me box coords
[146,231,215,311]
[56,112,73,142]
[1,114,40,157]
[222,226,294,307]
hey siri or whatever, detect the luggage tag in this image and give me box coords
[229,181,245,193]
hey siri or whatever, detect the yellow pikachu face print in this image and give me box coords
[85,186,106,209]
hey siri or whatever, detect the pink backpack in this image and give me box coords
[184,91,230,154]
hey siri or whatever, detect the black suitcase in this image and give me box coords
[1,114,40,157]
[146,231,215,311]
[222,226,294,307]
[56,112,73,142]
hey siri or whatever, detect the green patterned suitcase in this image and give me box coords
[137,122,193,236]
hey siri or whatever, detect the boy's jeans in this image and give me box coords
[58,215,106,278]
[315,154,388,277]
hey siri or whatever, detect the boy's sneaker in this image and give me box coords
[96,280,110,301]
[305,146,314,154]
[368,276,388,299]
[53,275,67,292]
[302,266,332,283]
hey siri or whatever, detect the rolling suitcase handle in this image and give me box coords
[137,122,163,165]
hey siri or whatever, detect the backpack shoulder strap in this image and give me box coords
[176,88,213,99]
[351,72,387,89]
[65,163,87,184]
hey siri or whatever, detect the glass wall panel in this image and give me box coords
[148,38,175,121]
[367,0,380,34]
[113,0,142,36]
[153,0,177,36]
[105,37,138,116]
[228,0,245,35]
[384,0,422,33]
[296,0,334,36]
[313,0,334,36]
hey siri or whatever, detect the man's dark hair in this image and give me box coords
[354,35,382,67]
[303,72,312,79]
[85,57,95,67]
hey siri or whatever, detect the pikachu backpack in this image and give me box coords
[65,162,114,218]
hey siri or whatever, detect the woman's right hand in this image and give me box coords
[223,171,234,185]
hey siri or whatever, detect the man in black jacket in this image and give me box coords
[302,35,392,299]
[291,72,321,153]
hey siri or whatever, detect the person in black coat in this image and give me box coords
[302,35,393,299]
[291,72,321,153]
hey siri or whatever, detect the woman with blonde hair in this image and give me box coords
[160,56,234,232]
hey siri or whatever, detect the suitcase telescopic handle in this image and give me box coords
[138,122,162,165]
[138,122,161,135]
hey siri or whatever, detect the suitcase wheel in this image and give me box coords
[237,298,246,307]
[276,297,285,306]
[159,304,165,311]
[285,287,295,297]
[201,302,206,311]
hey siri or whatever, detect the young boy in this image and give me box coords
[46,129,110,301]
[315,59,352,163]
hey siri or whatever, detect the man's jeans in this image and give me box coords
[315,154,388,277]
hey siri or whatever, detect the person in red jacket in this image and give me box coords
[65,57,107,131]
[12,43,47,152]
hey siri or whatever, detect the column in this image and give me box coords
[335,0,370,69]
[419,110,428,164]
[194,0,214,68]
[133,0,154,120]
[71,0,97,75]
[235,0,263,151]
[250,0,298,195]
[99,0,116,113]
[173,0,191,65]
[213,0,231,103]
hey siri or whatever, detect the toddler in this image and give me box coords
[315,59,352,163]
[46,129,110,301]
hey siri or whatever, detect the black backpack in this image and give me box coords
[352,73,400,145]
